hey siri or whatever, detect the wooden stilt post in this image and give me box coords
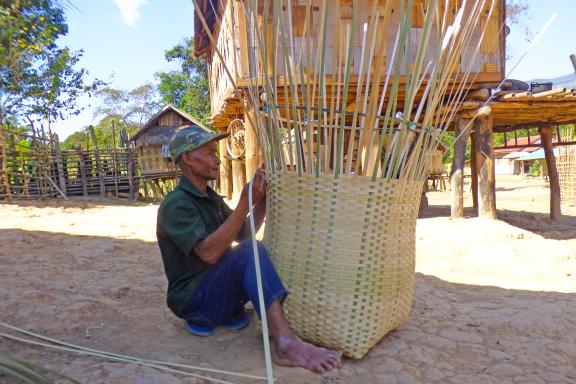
[539,125,562,221]
[88,125,106,197]
[474,110,497,219]
[470,128,479,213]
[219,139,233,199]
[450,118,472,218]
[232,159,246,200]
[244,109,262,180]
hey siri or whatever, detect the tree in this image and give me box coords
[93,82,159,129]
[155,38,210,122]
[0,0,103,129]
[506,0,531,42]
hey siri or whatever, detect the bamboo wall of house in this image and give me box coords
[557,144,576,207]
[131,109,190,174]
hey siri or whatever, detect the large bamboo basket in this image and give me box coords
[264,171,423,358]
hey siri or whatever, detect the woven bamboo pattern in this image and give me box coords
[264,171,422,358]
[558,145,576,207]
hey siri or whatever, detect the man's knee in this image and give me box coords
[236,240,270,265]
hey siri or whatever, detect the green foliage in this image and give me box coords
[155,38,210,122]
[61,83,159,150]
[61,129,86,150]
[506,0,531,42]
[529,161,541,177]
[93,83,159,128]
[61,115,139,150]
[440,131,471,166]
[0,0,104,126]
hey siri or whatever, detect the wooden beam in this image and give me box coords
[244,108,263,180]
[474,114,497,219]
[539,125,562,221]
[450,118,472,218]
[218,139,233,199]
[231,159,246,200]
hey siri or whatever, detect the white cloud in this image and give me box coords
[113,0,147,27]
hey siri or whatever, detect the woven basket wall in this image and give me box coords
[264,171,423,359]
[557,151,576,207]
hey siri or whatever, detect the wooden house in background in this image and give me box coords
[193,0,507,200]
[130,104,203,176]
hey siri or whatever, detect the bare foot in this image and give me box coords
[274,335,342,373]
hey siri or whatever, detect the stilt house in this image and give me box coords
[130,105,205,175]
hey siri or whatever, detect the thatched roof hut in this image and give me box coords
[130,105,205,175]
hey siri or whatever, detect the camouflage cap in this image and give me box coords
[168,125,229,163]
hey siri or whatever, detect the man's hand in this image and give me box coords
[240,168,267,210]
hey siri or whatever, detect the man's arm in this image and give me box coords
[236,197,266,242]
[194,169,266,264]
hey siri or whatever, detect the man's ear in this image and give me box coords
[177,152,189,168]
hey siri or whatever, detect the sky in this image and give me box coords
[51,0,576,140]
[51,0,197,139]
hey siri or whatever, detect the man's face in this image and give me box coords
[181,141,221,181]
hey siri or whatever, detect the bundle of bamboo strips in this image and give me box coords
[194,0,498,357]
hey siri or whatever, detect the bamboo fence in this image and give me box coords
[0,124,174,201]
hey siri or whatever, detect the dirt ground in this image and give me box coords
[1,176,575,384]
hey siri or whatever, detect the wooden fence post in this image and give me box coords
[112,120,119,197]
[10,134,19,190]
[76,146,88,196]
[53,134,67,197]
[128,150,135,200]
[0,123,12,200]
[88,125,106,196]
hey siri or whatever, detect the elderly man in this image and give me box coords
[156,125,341,373]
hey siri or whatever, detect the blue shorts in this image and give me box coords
[181,240,287,327]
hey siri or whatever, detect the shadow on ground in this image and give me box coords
[0,196,154,210]
[498,209,576,240]
[1,228,575,383]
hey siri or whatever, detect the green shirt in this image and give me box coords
[156,176,232,317]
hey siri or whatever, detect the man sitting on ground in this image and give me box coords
[156,125,342,373]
